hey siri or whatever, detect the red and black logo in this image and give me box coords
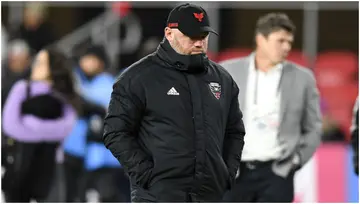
[209,82,221,100]
[193,12,204,22]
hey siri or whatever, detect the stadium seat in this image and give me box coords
[314,51,358,88]
[319,83,358,141]
[287,50,311,67]
[319,83,358,109]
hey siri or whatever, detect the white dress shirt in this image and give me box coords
[241,55,285,161]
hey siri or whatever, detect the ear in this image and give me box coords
[164,27,173,41]
[255,33,266,47]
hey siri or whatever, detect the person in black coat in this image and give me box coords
[103,3,245,202]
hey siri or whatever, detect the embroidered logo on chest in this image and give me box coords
[209,82,221,100]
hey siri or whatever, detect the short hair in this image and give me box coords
[255,13,296,37]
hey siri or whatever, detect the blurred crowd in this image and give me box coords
[1,2,358,203]
[1,3,134,202]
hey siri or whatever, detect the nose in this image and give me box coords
[193,39,204,48]
[283,41,292,52]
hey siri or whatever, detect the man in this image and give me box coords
[351,97,358,175]
[1,39,31,108]
[103,3,245,202]
[220,13,322,202]
[12,2,55,53]
[2,39,31,169]
[63,45,129,202]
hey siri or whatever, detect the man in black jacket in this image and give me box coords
[103,3,246,202]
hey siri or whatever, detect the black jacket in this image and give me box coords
[103,39,245,202]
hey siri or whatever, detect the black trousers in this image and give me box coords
[63,153,131,202]
[223,160,295,203]
[2,141,59,202]
[63,153,85,202]
[85,167,131,202]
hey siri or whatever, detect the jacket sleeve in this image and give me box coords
[22,104,77,141]
[297,72,323,166]
[351,97,359,175]
[2,80,77,142]
[223,80,246,181]
[2,80,29,140]
[103,79,153,182]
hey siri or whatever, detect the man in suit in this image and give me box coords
[221,13,322,202]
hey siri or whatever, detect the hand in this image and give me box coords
[292,154,300,165]
[292,153,301,171]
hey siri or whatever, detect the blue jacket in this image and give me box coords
[63,118,88,158]
[63,68,120,170]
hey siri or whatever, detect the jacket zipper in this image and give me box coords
[182,72,197,194]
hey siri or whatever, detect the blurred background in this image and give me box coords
[1,1,358,203]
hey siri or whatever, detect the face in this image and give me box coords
[24,7,43,29]
[165,28,209,55]
[8,52,30,73]
[31,50,50,81]
[79,54,104,76]
[256,29,294,64]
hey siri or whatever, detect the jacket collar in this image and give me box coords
[154,38,210,74]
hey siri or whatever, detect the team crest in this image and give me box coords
[209,82,221,100]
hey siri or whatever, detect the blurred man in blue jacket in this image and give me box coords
[63,45,130,202]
